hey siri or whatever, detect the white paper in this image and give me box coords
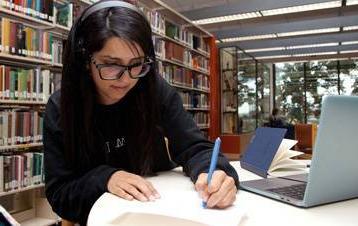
[99,191,244,226]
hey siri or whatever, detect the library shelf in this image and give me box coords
[0,143,43,151]
[0,184,44,197]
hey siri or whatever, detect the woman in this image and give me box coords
[44,0,239,225]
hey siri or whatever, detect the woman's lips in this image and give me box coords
[110,84,129,90]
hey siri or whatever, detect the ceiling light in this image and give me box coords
[245,47,285,52]
[255,55,291,59]
[221,34,276,42]
[277,27,340,37]
[340,50,358,54]
[343,25,358,31]
[286,43,339,49]
[193,11,261,25]
[346,0,358,5]
[261,1,341,16]
[292,52,337,57]
[341,41,358,45]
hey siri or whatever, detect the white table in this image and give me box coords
[88,162,358,226]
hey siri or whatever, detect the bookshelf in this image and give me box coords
[142,0,213,137]
[220,48,239,135]
[0,0,215,225]
[0,1,65,225]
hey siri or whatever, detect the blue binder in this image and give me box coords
[240,127,287,178]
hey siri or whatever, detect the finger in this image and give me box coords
[134,180,157,201]
[195,173,209,201]
[127,175,158,201]
[208,170,227,194]
[207,176,236,208]
[120,183,148,202]
[111,186,134,201]
[145,181,161,199]
[216,187,237,209]
[195,173,208,192]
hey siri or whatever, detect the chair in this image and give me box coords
[294,123,318,157]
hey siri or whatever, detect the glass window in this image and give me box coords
[275,62,305,123]
[257,63,271,126]
[306,61,339,124]
[238,60,257,133]
[340,60,358,95]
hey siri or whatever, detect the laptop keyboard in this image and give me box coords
[267,183,307,200]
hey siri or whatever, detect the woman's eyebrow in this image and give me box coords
[98,55,143,62]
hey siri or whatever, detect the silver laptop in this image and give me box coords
[240,95,358,207]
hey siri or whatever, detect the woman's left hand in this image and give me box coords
[195,170,237,208]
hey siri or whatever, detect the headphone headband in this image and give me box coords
[81,0,145,22]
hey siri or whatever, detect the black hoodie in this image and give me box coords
[43,76,239,225]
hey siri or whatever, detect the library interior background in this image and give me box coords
[0,0,357,225]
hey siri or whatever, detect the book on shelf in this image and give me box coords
[140,7,165,34]
[0,110,43,146]
[51,38,63,65]
[165,42,185,64]
[179,92,208,109]
[153,36,165,59]
[193,35,209,54]
[241,127,306,178]
[0,0,54,22]
[192,55,209,72]
[180,28,194,48]
[0,152,44,193]
[164,42,209,72]
[0,17,53,61]
[0,65,61,102]
[158,63,210,91]
[165,21,179,40]
[190,112,209,128]
[54,1,73,28]
[193,74,209,91]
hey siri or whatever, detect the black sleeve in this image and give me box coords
[43,92,118,224]
[157,77,239,188]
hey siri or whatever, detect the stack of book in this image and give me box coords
[0,110,43,146]
[1,17,53,61]
[0,152,44,192]
[0,65,62,102]
[0,1,54,22]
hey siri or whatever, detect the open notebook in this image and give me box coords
[90,191,245,226]
[268,139,306,175]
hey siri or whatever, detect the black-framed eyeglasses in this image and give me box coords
[91,56,154,80]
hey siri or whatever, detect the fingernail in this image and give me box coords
[154,193,161,199]
[149,195,155,201]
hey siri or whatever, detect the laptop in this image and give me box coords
[240,95,358,207]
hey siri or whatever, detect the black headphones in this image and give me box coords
[70,0,147,59]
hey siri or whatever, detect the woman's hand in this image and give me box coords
[195,170,237,208]
[107,170,160,202]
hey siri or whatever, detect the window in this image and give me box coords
[306,61,339,123]
[238,61,257,133]
[275,62,305,123]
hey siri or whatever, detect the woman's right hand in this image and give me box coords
[107,170,160,202]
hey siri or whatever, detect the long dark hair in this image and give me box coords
[61,0,159,175]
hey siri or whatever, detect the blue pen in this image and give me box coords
[202,137,221,208]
